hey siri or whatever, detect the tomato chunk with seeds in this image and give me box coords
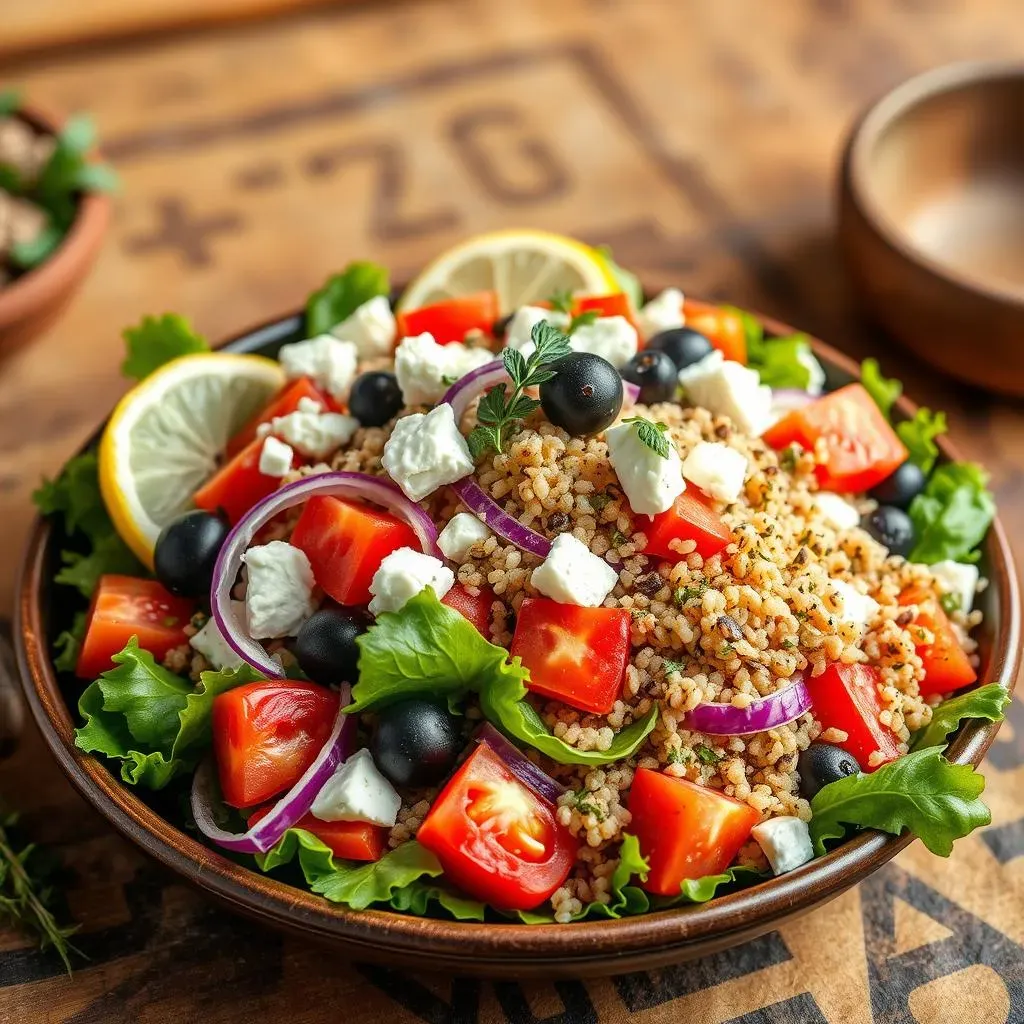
[683,299,747,364]
[442,584,494,636]
[75,575,194,679]
[763,384,907,493]
[194,437,300,525]
[510,597,630,715]
[629,769,759,895]
[396,292,500,344]
[805,663,902,771]
[291,495,419,607]
[228,377,334,457]
[642,487,733,562]
[417,743,578,910]
[899,585,977,696]
[247,806,385,862]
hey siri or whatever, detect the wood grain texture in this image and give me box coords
[1,0,1024,1019]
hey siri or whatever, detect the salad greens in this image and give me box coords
[861,357,902,416]
[728,307,820,390]
[911,683,1011,751]
[121,314,210,381]
[306,261,390,337]
[908,462,996,565]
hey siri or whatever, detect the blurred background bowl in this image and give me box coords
[839,60,1024,395]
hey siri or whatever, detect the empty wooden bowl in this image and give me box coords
[839,60,1024,395]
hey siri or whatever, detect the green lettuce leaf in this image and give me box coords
[121,314,210,381]
[897,407,947,474]
[650,864,765,909]
[54,532,144,599]
[306,262,390,336]
[312,841,447,910]
[53,611,88,673]
[912,683,1011,751]
[724,307,817,390]
[594,245,643,310]
[809,746,990,856]
[908,462,996,564]
[861,358,902,416]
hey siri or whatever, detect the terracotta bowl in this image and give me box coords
[14,312,1021,977]
[0,105,111,359]
[839,60,1024,395]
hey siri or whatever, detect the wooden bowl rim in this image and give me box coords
[843,58,1024,308]
[14,309,1021,964]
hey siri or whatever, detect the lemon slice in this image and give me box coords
[397,230,617,314]
[100,353,285,567]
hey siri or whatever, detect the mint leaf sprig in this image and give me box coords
[468,320,572,458]
[546,290,598,335]
[623,415,670,459]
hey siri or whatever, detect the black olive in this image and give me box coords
[798,743,861,798]
[619,350,678,404]
[294,605,370,685]
[646,327,714,372]
[862,505,915,558]
[371,699,463,787]
[868,460,927,510]
[492,311,515,339]
[539,352,623,436]
[154,510,230,599]
[348,371,403,427]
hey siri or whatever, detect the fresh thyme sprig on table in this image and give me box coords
[468,320,572,458]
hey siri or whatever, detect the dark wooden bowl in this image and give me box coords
[839,60,1024,395]
[14,311,1021,977]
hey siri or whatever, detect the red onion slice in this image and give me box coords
[475,723,565,804]
[771,389,816,414]
[622,379,641,406]
[687,676,811,735]
[210,471,441,677]
[191,685,355,854]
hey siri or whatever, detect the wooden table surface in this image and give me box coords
[2,2,1024,1021]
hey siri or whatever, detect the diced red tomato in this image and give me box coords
[628,769,759,895]
[510,597,630,715]
[763,384,908,493]
[442,584,494,636]
[193,437,300,525]
[396,291,500,344]
[291,495,419,607]
[212,680,340,808]
[75,575,194,679]
[247,806,385,862]
[805,663,902,771]
[572,293,639,334]
[227,378,334,457]
[683,299,747,364]
[417,743,578,910]
[642,487,733,563]
[899,586,977,696]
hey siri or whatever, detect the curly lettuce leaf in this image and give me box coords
[908,462,996,564]
[306,261,390,337]
[649,863,765,909]
[723,307,817,390]
[809,746,990,856]
[861,358,902,417]
[52,611,88,673]
[121,314,210,381]
[912,683,1011,751]
[897,407,947,474]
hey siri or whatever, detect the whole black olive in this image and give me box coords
[294,605,371,685]
[154,510,230,599]
[646,327,714,372]
[371,699,463,787]
[348,371,403,427]
[539,352,623,436]
[798,743,861,798]
[862,505,916,558]
[868,460,927,510]
[619,349,679,404]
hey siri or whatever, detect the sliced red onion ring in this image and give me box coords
[622,379,641,405]
[191,685,355,854]
[475,723,566,804]
[210,471,441,676]
[442,358,508,422]
[687,676,811,735]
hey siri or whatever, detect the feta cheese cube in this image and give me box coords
[569,315,639,368]
[829,577,880,632]
[189,601,246,671]
[752,816,814,875]
[682,441,748,504]
[504,306,569,359]
[929,560,980,614]
[258,435,295,477]
[297,396,323,414]
[243,541,316,639]
[812,492,860,531]
[381,403,475,502]
[394,332,493,406]
[605,419,685,516]
[531,534,619,607]
[311,748,401,827]
[330,295,396,359]
[269,409,359,460]
[277,335,358,401]
[437,512,492,562]
[798,347,826,396]
[367,546,455,616]
[636,288,685,341]
[678,350,774,436]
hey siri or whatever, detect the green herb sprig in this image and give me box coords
[546,290,598,335]
[623,416,671,459]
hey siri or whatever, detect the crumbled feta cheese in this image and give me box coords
[243,541,316,639]
[437,512,492,562]
[812,491,860,531]
[311,749,401,827]
[258,435,295,477]
[393,332,493,406]
[504,306,569,359]
[531,534,619,607]
[569,315,639,368]
[189,601,246,671]
[829,577,880,632]
[381,403,475,502]
[269,409,359,460]
[277,334,359,401]
[752,816,814,875]
[605,420,684,516]
[330,295,396,359]
[367,547,455,616]
[636,288,685,341]
[678,349,774,436]
[798,347,826,396]
[682,441,748,504]
[297,396,323,414]
[929,560,980,614]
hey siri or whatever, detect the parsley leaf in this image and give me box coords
[911,683,1011,751]
[861,358,902,417]
[567,310,599,335]
[695,744,721,765]
[547,289,575,315]
[908,462,995,564]
[121,314,210,380]
[623,416,670,459]
[674,582,706,606]
[306,261,389,336]
[897,407,947,474]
